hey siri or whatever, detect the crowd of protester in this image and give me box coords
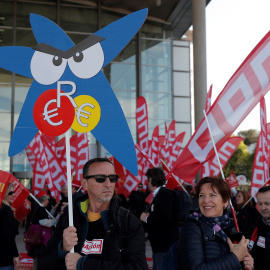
[0,163,270,270]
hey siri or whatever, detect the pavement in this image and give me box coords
[16,224,153,269]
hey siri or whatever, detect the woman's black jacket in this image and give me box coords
[178,219,242,270]
[0,203,19,267]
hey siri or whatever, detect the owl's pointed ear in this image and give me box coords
[0,46,34,78]
[30,13,74,51]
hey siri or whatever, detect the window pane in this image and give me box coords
[17,2,56,28]
[142,66,171,92]
[0,112,11,141]
[143,92,172,120]
[104,63,136,90]
[60,6,97,33]
[15,84,31,113]
[13,150,32,171]
[0,83,12,112]
[0,1,14,27]
[0,142,10,171]
[141,23,171,39]
[115,90,136,118]
[142,39,171,66]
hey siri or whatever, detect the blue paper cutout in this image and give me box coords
[0,9,148,175]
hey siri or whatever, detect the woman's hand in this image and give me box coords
[227,236,250,261]
[243,253,254,270]
[63,226,78,252]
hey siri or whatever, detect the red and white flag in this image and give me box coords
[226,171,239,188]
[136,96,149,153]
[167,132,185,169]
[70,132,89,180]
[0,170,12,207]
[161,121,176,163]
[250,98,269,197]
[148,126,159,167]
[205,84,213,114]
[171,31,270,183]
[201,136,243,178]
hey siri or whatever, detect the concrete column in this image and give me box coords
[192,0,207,128]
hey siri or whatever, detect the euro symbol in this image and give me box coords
[75,103,95,127]
[43,99,63,126]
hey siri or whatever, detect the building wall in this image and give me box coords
[0,0,191,176]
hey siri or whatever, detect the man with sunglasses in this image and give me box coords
[38,157,148,270]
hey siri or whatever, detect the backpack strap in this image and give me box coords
[117,207,130,242]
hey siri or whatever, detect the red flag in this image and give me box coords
[145,192,153,205]
[171,31,270,183]
[209,136,243,176]
[136,96,149,153]
[226,171,239,188]
[15,199,31,222]
[205,84,213,114]
[70,132,89,180]
[167,132,185,169]
[251,98,269,197]
[148,126,159,166]
[41,135,67,195]
[0,170,11,207]
[161,121,176,163]
[9,175,30,210]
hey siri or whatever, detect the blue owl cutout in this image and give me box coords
[0,9,148,176]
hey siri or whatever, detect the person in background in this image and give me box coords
[55,185,68,214]
[251,186,270,270]
[71,179,84,201]
[185,184,199,210]
[0,183,20,270]
[129,182,147,219]
[178,177,253,270]
[28,191,58,270]
[235,190,260,238]
[140,168,178,270]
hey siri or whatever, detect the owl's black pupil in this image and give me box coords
[53,55,62,66]
[73,51,83,62]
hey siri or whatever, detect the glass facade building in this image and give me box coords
[0,0,192,178]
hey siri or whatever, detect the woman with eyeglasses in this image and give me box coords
[0,183,20,270]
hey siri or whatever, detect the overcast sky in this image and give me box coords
[206,0,270,134]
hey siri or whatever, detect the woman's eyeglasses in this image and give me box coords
[84,174,119,183]
[8,191,15,196]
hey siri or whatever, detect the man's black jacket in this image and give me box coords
[38,194,148,270]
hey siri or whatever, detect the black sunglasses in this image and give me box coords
[8,191,15,195]
[84,174,119,183]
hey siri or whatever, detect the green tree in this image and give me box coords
[237,129,259,145]
[223,140,254,181]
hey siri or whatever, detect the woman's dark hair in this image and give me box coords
[195,177,232,203]
[236,190,252,208]
[146,167,166,187]
[83,157,114,178]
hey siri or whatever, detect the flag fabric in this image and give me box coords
[226,171,239,188]
[205,84,213,114]
[171,31,270,183]
[0,170,12,207]
[136,96,149,153]
[0,171,31,220]
[14,199,31,222]
[161,121,176,163]
[70,132,89,180]
[250,98,269,197]
[167,132,185,169]
[201,136,243,178]
[148,126,159,167]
